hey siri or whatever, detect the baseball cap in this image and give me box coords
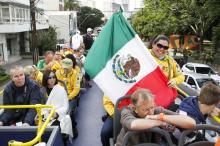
[87,28,93,32]
[62,58,73,69]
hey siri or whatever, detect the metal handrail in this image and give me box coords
[176,86,189,97]
[0,89,3,95]
[0,104,55,146]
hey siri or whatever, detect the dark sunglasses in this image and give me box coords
[48,76,55,79]
[156,43,169,50]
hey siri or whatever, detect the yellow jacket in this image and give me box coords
[150,50,185,84]
[35,70,43,85]
[56,68,80,100]
[51,60,62,71]
[74,66,82,86]
[103,95,114,117]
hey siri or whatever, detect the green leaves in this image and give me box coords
[77,6,104,33]
[131,0,220,52]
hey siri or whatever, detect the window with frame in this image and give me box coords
[187,77,196,86]
[2,7,10,22]
[186,65,194,71]
[184,75,188,82]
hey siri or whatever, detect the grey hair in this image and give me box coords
[10,65,24,77]
[131,88,154,106]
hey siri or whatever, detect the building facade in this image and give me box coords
[78,0,144,19]
[0,0,48,63]
[44,0,64,11]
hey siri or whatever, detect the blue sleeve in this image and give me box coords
[0,86,15,125]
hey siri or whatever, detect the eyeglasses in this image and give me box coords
[156,43,169,50]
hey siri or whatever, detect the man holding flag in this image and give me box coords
[84,11,182,109]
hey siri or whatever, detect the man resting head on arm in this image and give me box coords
[116,88,196,146]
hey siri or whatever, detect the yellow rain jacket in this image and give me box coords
[35,70,43,85]
[150,50,185,84]
[74,66,82,86]
[103,95,114,117]
[56,68,80,100]
[51,60,62,71]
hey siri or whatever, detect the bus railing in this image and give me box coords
[0,104,55,146]
[0,89,3,96]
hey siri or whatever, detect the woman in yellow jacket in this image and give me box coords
[56,58,80,138]
[150,35,185,111]
[101,95,114,146]
[56,58,80,101]
[65,54,83,89]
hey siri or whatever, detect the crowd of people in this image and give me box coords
[0,32,219,146]
[0,28,94,145]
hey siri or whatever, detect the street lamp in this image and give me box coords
[78,13,95,28]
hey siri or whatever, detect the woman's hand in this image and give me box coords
[167,79,176,88]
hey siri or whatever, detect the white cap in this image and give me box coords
[87,28,93,32]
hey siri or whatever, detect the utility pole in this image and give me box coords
[30,0,39,65]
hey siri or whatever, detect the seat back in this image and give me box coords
[178,124,220,146]
[113,95,131,143]
[121,127,175,146]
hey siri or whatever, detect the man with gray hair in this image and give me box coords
[0,65,42,126]
[116,88,196,146]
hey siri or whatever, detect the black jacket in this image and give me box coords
[0,77,42,125]
[83,34,94,50]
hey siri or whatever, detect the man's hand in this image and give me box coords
[168,79,176,88]
[22,123,30,126]
[0,121,3,126]
[210,108,220,117]
[146,115,159,120]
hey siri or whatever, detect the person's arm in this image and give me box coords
[0,86,15,125]
[68,71,80,100]
[103,96,114,117]
[172,59,185,85]
[130,119,166,131]
[121,108,166,131]
[146,113,196,129]
[24,85,42,125]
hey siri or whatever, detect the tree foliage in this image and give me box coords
[37,26,57,55]
[131,0,181,40]
[64,0,80,11]
[131,0,220,51]
[77,6,104,34]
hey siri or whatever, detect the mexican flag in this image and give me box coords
[84,12,177,108]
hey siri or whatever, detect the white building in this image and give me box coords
[44,0,64,11]
[44,0,77,44]
[78,0,144,19]
[45,11,77,44]
[0,0,49,63]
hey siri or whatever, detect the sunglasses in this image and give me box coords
[156,43,169,50]
[48,76,55,79]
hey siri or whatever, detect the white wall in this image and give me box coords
[46,11,75,43]
[44,0,64,11]
[0,23,49,33]
[0,34,8,61]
